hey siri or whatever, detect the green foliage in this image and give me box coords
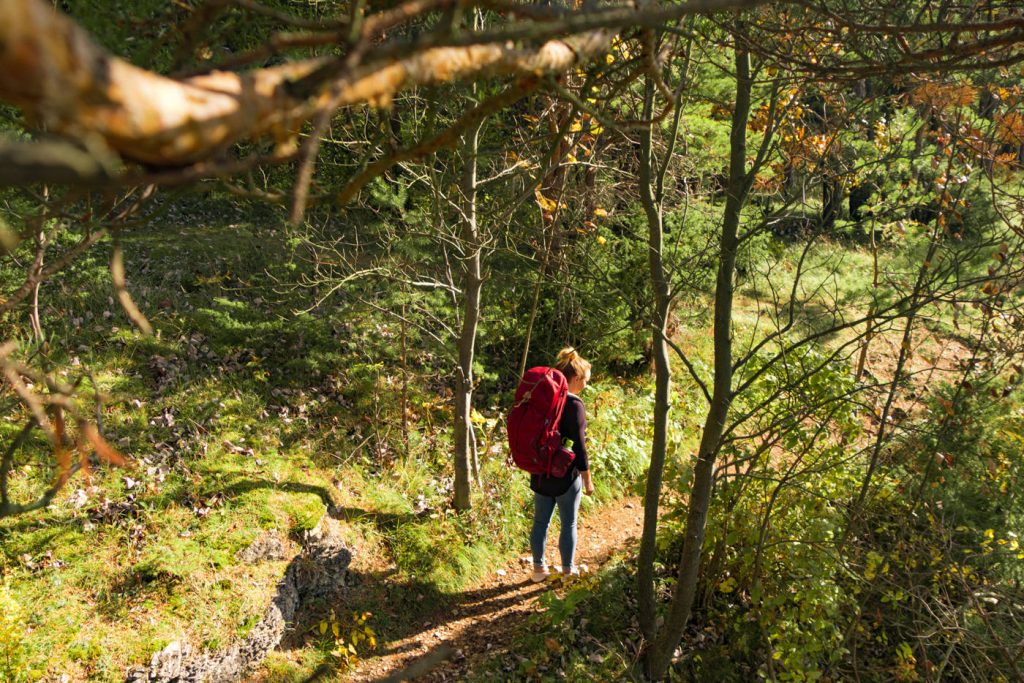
[662,366,1024,681]
[671,345,862,681]
[316,609,377,671]
[585,381,654,490]
[0,582,31,683]
[912,380,1024,547]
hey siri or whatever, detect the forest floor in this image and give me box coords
[338,494,645,682]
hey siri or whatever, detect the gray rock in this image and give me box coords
[126,516,350,683]
[234,531,286,564]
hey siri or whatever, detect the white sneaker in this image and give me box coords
[530,566,550,583]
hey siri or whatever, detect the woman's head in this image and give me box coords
[554,347,592,391]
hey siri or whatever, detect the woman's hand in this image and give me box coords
[581,470,595,496]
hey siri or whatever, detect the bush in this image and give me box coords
[0,582,30,682]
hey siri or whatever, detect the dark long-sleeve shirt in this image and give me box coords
[530,394,589,497]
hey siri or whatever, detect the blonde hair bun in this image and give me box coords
[554,347,591,382]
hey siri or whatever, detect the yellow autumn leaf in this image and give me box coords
[597,236,607,245]
[534,189,557,213]
[593,207,608,217]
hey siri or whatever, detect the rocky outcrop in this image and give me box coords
[234,531,286,564]
[126,517,350,683]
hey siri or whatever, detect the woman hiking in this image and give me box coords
[530,347,594,582]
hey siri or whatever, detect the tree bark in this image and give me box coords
[821,174,843,232]
[643,42,752,681]
[453,118,483,511]
[29,220,46,344]
[636,72,674,644]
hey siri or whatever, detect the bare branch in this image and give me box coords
[662,331,712,405]
[0,137,121,187]
[110,241,154,335]
[335,80,539,205]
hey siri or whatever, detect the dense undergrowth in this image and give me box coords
[458,221,1024,681]
[486,380,1024,682]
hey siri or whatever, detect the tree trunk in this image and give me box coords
[29,220,46,343]
[453,118,483,511]
[518,99,574,377]
[821,174,843,232]
[401,299,411,459]
[854,219,880,379]
[637,73,674,644]
[643,42,752,681]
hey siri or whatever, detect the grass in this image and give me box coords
[0,424,328,679]
[0,197,659,681]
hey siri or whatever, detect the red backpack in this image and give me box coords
[507,367,575,477]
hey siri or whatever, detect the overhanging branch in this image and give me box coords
[0,0,611,168]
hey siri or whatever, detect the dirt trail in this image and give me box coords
[348,495,645,682]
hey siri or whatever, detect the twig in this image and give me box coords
[290,90,346,225]
[110,240,154,335]
[661,331,712,404]
[335,80,539,205]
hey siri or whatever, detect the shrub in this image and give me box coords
[0,582,30,683]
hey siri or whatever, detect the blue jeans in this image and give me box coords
[530,476,582,571]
